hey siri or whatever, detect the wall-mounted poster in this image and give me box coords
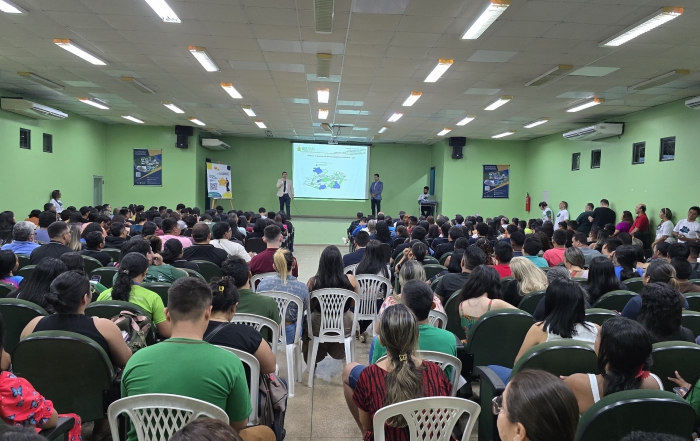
[133,149,162,186]
[206,163,233,198]
[482,165,510,198]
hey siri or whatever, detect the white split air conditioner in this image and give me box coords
[201,138,231,151]
[562,123,624,141]
[1,98,67,120]
[685,96,700,110]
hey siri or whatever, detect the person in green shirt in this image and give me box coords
[121,277,275,441]
[114,238,188,284]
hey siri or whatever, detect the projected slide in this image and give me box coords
[292,143,369,200]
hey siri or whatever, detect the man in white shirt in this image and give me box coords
[276,171,294,219]
[210,222,253,262]
[555,201,570,225]
[418,186,433,217]
[673,206,700,243]
[539,202,553,222]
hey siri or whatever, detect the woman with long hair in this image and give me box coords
[474,237,495,265]
[458,265,515,342]
[9,258,67,313]
[563,317,662,414]
[652,208,675,249]
[374,221,392,245]
[95,253,171,338]
[637,282,693,343]
[584,256,625,304]
[161,238,199,271]
[66,223,82,251]
[0,250,21,289]
[49,190,63,213]
[503,257,548,307]
[621,259,683,320]
[614,210,634,236]
[0,211,15,237]
[614,245,644,281]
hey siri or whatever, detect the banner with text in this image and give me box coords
[482,165,510,199]
[206,163,233,198]
[133,149,162,186]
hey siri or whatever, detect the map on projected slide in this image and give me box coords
[303,167,347,190]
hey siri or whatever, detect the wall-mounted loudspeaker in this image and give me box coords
[175,125,194,149]
[449,137,466,159]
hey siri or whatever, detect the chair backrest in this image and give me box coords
[428,310,447,329]
[85,300,156,345]
[181,267,204,280]
[89,266,119,288]
[250,272,277,292]
[572,277,588,285]
[584,308,618,326]
[0,298,47,354]
[308,288,359,342]
[592,290,637,311]
[650,341,700,392]
[690,278,700,287]
[423,264,446,280]
[684,293,700,312]
[0,282,14,298]
[512,340,599,378]
[354,275,391,321]
[245,238,267,254]
[81,255,103,274]
[500,276,515,293]
[418,351,462,396]
[102,248,122,263]
[438,252,452,266]
[231,313,279,353]
[681,310,700,337]
[108,393,229,441]
[429,276,441,292]
[214,346,260,425]
[622,277,644,293]
[444,292,466,340]
[16,265,35,280]
[466,309,535,370]
[140,283,171,307]
[517,290,545,315]
[15,253,31,270]
[190,260,222,282]
[576,390,695,441]
[343,264,357,275]
[13,331,114,422]
[373,396,480,441]
[258,291,304,345]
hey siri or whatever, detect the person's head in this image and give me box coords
[621,210,633,224]
[494,241,513,264]
[447,226,463,242]
[547,266,571,285]
[510,257,548,293]
[161,218,179,235]
[410,242,427,263]
[670,257,693,281]
[539,202,548,209]
[637,282,684,343]
[614,245,639,281]
[542,279,588,338]
[687,206,700,222]
[497,370,579,441]
[170,418,244,441]
[272,248,295,283]
[43,203,55,213]
[563,246,585,269]
[167,277,213,325]
[462,246,486,272]
[597,317,652,396]
[401,279,434,321]
[38,211,56,229]
[509,231,525,250]
[263,224,282,246]
[82,231,104,252]
[59,252,85,273]
[585,256,623,303]
[475,223,489,237]
[643,259,679,290]
[109,222,127,238]
[409,226,427,242]
[600,199,610,207]
[45,271,91,314]
[0,251,17,278]
[211,222,231,240]
[552,229,566,247]
[445,248,465,273]
[258,207,266,215]
[51,190,61,200]
[209,277,239,318]
[572,232,588,248]
[423,186,429,194]
[46,221,70,245]
[373,173,379,182]
[375,220,391,243]
[161,238,184,264]
[458,265,501,302]
[191,223,212,244]
[221,256,250,289]
[659,207,672,221]
[112,253,150,304]
[12,257,67,305]
[354,231,370,250]
[522,237,543,257]
[602,237,622,256]
[668,243,690,261]
[398,260,426,289]
[12,221,35,242]
[558,201,568,210]
[634,204,646,215]
[356,240,389,278]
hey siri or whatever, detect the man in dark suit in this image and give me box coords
[434,226,464,261]
[343,231,370,267]
[369,174,383,217]
[29,221,72,265]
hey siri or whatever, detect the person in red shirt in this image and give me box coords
[543,230,567,267]
[493,241,513,278]
[248,224,299,277]
[630,203,649,234]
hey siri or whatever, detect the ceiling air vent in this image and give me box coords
[317,54,332,79]
[685,96,700,110]
[562,123,623,141]
[315,0,334,33]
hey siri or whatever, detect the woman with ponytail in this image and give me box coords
[96,253,171,338]
[349,304,451,440]
[162,238,199,271]
[613,245,644,281]
[621,259,688,320]
[563,317,662,415]
[21,271,131,367]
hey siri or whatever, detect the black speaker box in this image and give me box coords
[449,136,466,159]
[175,125,194,149]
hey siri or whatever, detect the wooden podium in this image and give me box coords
[211,198,234,210]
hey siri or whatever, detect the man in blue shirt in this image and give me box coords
[369,174,383,217]
[0,222,40,254]
[34,211,56,243]
[522,237,549,269]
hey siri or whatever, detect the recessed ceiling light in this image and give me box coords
[378,126,389,133]
[241,105,256,117]
[188,117,206,126]
[120,76,155,94]
[387,112,404,122]
[402,92,422,106]
[526,65,574,87]
[318,109,329,120]
[566,98,604,112]
[628,69,689,91]
[600,7,683,47]
[78,97,109,110]
[492,130,515,138]
[424,59,453,83]
[122,115,144,124]
[54,39,108,66]
[523,118,549,128]
[162,101,184,113]
[220,82,242,99]
[437,128,452,136]
[462,0,511,40]
[143,0,181,23]
[0,0,26,14]
[484,95,512,110]
[317,88,330,103]
[17,72,64,90]
[255,120,267,128]
[188,46,219,72]
[456,115,476,126]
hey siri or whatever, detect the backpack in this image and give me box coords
[111,311,152,353]
[259,373,288,441]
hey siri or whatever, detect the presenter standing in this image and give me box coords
[276,171,294,219]
[418,186,432,217]
[370,174,383,217]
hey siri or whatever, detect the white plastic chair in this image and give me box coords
[354,275,392,334]
[372,396,480,441]
[250,272,276,292]
[428,310,448,330]
[107,394,228,441]
[259,291,306,397]
[231,313,280,353]
[306,288,359,388]
[343,264,357,275]
[375,350,462,396]
[215,346,261,425]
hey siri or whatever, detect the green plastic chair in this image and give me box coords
[182,268,205,280]
[681,310,700,337]
[650,341,700,392]
[465,309,534,374]
[85,300,156,345]
[576,390,695,441]
[572,277,588,285]
[81,255,103,274]
[101,248,121,263]
[191,260,222,282]
[423,264,446,280]
[592,290,637,311]
[430,276,442,292]
[140,282,171,307]
[15,253,31,270]
[585,308,617,326]
[518,290,545,315]
[89,267,119,289]
[424,256,439,266]
[13,331,116,423]
[438,252,452,266]
[690,279,700,287]
[16,265,35,280]
[444,291,465,341]
[684,293,700,312]
[622,277,644,293]
[0,298,47,355]
[0,282,14,298]
[500,276,515,294]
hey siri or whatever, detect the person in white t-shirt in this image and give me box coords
[539,202,553,222]
[555,201,570,225]
[673,206,700,243]
[652,207,676,249]
[210,221,253,262]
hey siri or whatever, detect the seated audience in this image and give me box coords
[250,225,299,277]
[670,257,700,293]
[434,226,462,261]
[435,246,486,303]
[372,220,392,245]
[614,210,634,235]
[159,218,192,249]
[493,241,513,277]
[458,265,516,342]
[182,223,229,267]
[543,230,567,267]
[29,222,72,265]
[572,232,601,266]
[601,237,622,258]
[583,257,625,304]
[10,258,67,313]
[391,226,427,263]
[343,231,369,267]
[119,239,187,284]
[651,207,675,250]
[636,282,693,343]
[522,237,549,269]
[503,257,548,307]
[161,239,199,271]
[0,221,40,254]
[78,231,112,266]
[24,209,41,226]
[104,222,130,250]
[210,222,251,262]
[621,260,688,320]
[564,247,587,278]
[34,211,56,243]
[510,231,525,257]
[0,250,21,288]
[614,245,644,280]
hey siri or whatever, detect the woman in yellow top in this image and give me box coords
[96,252,171,338]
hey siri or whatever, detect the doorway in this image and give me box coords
[93,175,103,206]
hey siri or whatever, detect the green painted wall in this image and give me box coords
[0,108,106,219]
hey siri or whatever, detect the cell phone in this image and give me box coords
[91,275,101,283]
[673,386,687,397]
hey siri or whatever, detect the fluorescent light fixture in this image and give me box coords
[378,126,389,133]
[317,88,330,103]
[526,65,574,87]
[424,59,453,83]
[162,101,184,113]
[462,0,511,40]
[492,130,515,138]
[484,95,512,110]
[78,97,109,110]
[188,46,219,72]
[402,92,422,106]
[254,120,267,129]
[220,82,242,99]
[387,112,404,122]
[54,39,108,66]
[600,7,683,47]
[143,0,181,23]
[456,115,476,126]
[628,69,690,91]
[566,97,604,112]
[120,76,155,94]
[188,117,206,126]
[121,115,144,124]
[523,118,550,128]
[17,72,64,90]
[437,128,452,136]
[241,105,256,117]
[0,0,26,14]
[318,109,329,120]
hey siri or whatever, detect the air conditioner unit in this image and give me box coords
[200,138,231,151]
[562,123,624,141]
[685,96,700,110]
[1,98,67,120]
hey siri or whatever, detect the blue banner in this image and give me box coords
[133,149,162,186]
[482,165,509,198]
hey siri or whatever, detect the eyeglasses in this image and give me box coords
[492,395,503,415]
